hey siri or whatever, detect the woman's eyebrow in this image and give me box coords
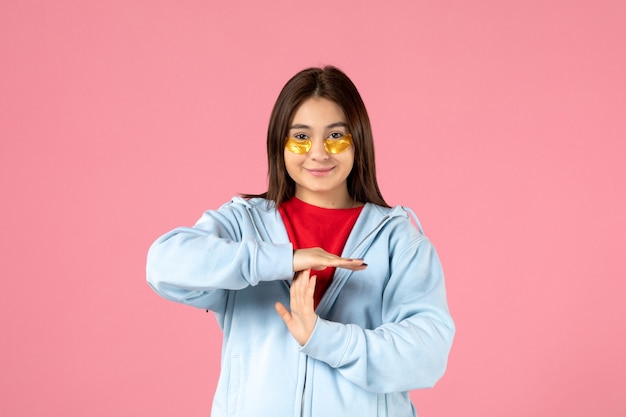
[289,122,348,130]
[289,124,310,130]
[326,122,348,129]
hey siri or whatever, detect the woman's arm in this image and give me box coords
[146,203,294,310]
[286,237,455,393]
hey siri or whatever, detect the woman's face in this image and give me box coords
[284,97,355,208]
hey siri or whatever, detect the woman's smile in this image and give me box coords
[305,166,336,176]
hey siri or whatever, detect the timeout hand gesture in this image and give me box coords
[277,249,367,345]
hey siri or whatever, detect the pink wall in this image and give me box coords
[1,1,625,416]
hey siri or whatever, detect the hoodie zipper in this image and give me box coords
[296,214,397,416]
[299,355,309,417]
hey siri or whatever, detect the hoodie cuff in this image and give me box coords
[254,241,294,283]
[300,318,353,368]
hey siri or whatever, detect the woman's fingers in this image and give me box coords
[276,269,318,346]
[290,269,305,313]
[305,274,316,309]
[331,257,368,270]
[274,301,291,323]
[291,270,315,309]
[293,248,367,272]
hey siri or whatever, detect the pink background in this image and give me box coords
[1,1,625,416]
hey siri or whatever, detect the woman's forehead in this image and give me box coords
[289,97,347,129]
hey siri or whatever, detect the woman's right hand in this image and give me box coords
[293,248,367,272]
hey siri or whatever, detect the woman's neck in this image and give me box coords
[294,189,356,209]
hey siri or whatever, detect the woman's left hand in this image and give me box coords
[275,269,318,346]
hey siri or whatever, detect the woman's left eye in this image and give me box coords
[328,132,344,139]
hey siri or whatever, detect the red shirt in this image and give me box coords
[278,197,363,309]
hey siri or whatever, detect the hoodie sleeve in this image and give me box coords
[299,235,455,393]
[146,201,294,311]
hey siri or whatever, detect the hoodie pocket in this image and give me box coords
[227,355,241,416]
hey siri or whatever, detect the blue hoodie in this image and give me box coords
[147,197,454,417]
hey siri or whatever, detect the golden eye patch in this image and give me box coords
[285,134,353,155]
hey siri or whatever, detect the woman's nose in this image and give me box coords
[308,138,330,160]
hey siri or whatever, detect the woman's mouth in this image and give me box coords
[305,167,335,177]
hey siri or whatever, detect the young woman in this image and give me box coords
[147,66,454,417]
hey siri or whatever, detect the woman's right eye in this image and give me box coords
[293,133,308,140]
